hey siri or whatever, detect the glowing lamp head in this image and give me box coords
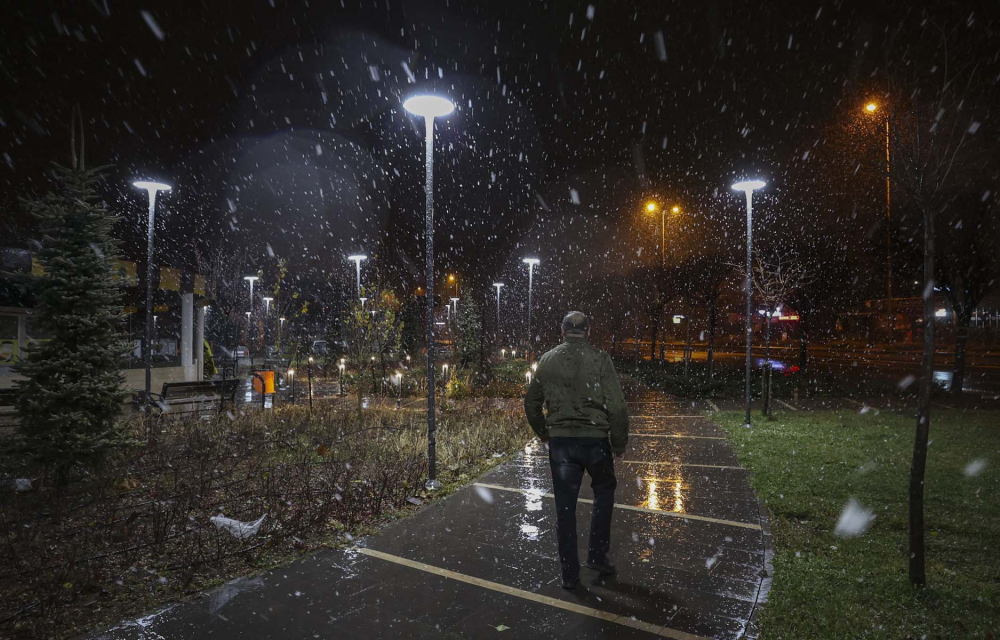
[645,202,657,212]
[731,180,767,192]
[865,102,878,113]
[403,95,455,118]
[133,180,171,193]
[522,258,540,266]
[671,206,680,214]
[243,275,259,284]
[262,297,273,303]
[288,369,295,376]
[493,282,504,290]
[347,254,367,263]
[450,297,459,303]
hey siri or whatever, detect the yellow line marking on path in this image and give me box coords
[357,548,712,640]
[473,483,761,530]
[631,433,726,440]
[518,455,744,471]
[774,399,798,411]
[623,461,745,470]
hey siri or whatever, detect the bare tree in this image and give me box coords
[750,253,812,415]
[874,21,998,587]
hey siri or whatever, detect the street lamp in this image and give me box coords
[262,296,273,315]
[522,258,540,358]
[360,296,368,309]
[244,275,259,362]
[347,254,367,298]
[132,180,171,405]
[493,282,504,340]
[404,92,454,491]
[863,101,894,333]
[450,297,459,319]
[731,179,767,430]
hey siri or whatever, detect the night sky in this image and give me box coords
[2,1,996,318]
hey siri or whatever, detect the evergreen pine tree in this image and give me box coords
[455,294,482,369]
[13,163,130,484]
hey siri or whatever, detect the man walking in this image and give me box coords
[525,311,629,589]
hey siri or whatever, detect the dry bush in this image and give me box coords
[0,401,528,639]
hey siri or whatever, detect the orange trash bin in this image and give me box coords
[253,370,275,394]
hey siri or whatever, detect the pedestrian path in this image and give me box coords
[88,389,769,640]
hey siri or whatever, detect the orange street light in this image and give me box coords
[864,99,894,331]
[645,201,657,212]
[671,206,680,214]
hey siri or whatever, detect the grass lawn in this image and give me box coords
[715,409,1000,639]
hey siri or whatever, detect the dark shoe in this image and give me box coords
[584,560,617,576]
[561,578,579,590]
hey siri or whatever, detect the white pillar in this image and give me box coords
[181,292,194,379]
[195,304,206,380]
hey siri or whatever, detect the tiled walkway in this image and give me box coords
[89,389,770,639]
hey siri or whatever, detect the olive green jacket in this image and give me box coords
[524,336,629,454]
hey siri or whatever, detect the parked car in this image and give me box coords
[311,340,328,355]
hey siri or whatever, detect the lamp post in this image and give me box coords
[493,282,504,342]
[244,275,259,363]
[262,297,273,355]
[404,93,454,491]
[307,356,314,409]
[450,297,459,320]
[864,102,894,334]
[288,368,295,404]
[338,359,346,398]
[132,180,171,405]
[522,258,540,358]
[347,254,367,298]
[731,179,767,429]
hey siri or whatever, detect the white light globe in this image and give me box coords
[731,180,766,192]
[133,180,171,192]
[403,95,455,118]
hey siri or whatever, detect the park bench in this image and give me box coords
[141,379,240,415]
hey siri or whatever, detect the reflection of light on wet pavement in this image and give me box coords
[519,523,539,541]
[645,480,659,511]
[639,474,686,513]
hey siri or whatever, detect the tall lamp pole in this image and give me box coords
[865,102,893,334]
[133,181,172,406]
[731,180,766,429]
[347,254,367,298]
[244,275,259,363]
[493,282,504,342]
[404,93,454,491]
[522,258,540,358]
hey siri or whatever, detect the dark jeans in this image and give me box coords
[548,437,617,582]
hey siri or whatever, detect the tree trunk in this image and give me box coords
[707,298,717,380]
[763,311,773,416]
[684,299,692,379]
[951,306,971,397]
[910,203,935,589]
[649,309,661,362]
[796,314,808,402]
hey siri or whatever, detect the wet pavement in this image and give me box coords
[86,389,769,640]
